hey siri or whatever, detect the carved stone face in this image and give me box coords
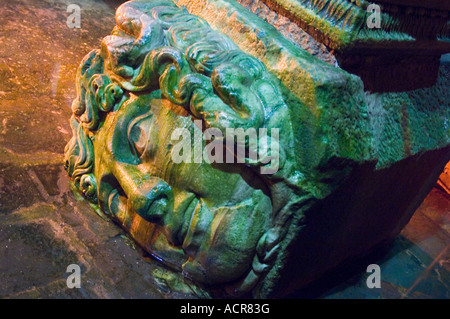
[67,0,443,299]
[65,0,297,295]
[94,91,272,284]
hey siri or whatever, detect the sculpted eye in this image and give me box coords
[127,113,155,159]
[129,122,147,157]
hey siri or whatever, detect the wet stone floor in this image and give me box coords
[0,0,449,299]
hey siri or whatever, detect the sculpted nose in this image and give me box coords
[113,162,173,224]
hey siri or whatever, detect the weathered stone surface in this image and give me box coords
[0,0,446,300]
[0,165,202,299]
[63,0,449,298]
[267,147,449,297]
[365,61,450,167]
[0,165,46,214]
[249,0,450,91]
[235,0,337,66]
[0,0,119,157]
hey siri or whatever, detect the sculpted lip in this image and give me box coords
[181,196,214,260]
[181,196,203,258]
[177,196,199,247]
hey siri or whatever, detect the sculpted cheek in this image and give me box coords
[182,190,271,284]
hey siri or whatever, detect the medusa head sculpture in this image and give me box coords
[64,0,315,296]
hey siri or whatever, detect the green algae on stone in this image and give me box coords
[63,0,450,298]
